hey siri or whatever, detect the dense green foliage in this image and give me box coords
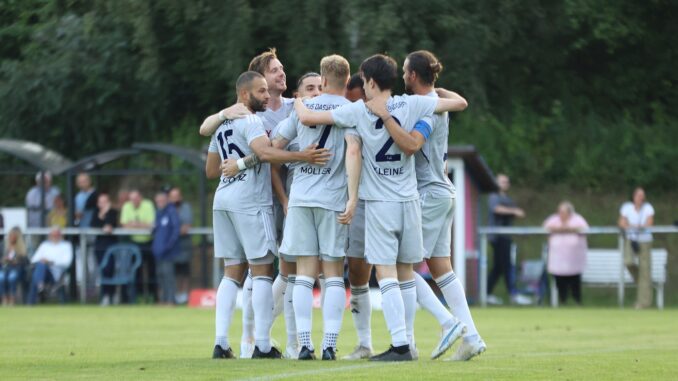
[1,0,676,190]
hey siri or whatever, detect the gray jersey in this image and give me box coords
[208,115,272,214]
[331,94,437,202]
[415,91,455,198]
[257,97,295,137]
[271,117,300,178]
[279,94,352,211]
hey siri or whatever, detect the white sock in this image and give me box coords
[322,277,345,350]
[272,274,286,318]
[241,271,254,343]
[293,275,315,350]
[252,276,274,352]
[436,271,479,336]
[285,274,297,349]
[349,284,372,348]
[378,278,408,347]
[215,276,239,349]
[414,272,455,329]
[319,273,326,306]
[399,279,417,346]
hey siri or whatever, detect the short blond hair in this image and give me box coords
[320,54,350,89]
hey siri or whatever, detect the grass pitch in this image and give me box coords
[1,306,677,380]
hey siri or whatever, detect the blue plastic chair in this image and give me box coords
[99,243,142,303]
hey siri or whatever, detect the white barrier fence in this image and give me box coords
[477,225,678,307]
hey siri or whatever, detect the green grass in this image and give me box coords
[1,306,677,380]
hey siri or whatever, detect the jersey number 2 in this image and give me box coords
[217,130,245,159]
[375,116,402,162]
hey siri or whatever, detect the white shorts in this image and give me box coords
[347,200,366,259]
[213,209,278,263]
[421,196,454,259]
[364,200,423,265]
[280,206,348,259]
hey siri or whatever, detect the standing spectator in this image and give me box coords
[618,187,655,309]
[152,192,181,305]
[120,190,156,302]
[168,187,193,304]
[486,174,531,305]
[543,201,589,305]
[25,171,60,251]
[1,227,28,306]
[91,193,119,306]
[74,173,98,228]
[47,195,68,228]
[27,227,73,304]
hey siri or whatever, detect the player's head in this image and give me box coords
[236,71,270,113]
[248,48,286,95]
[296,72,321,98]
[319,54,350,92]
[359,54,397,100]
[403,50,443,94]
[345,73,365,102]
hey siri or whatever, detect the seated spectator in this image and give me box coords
[1,227,28,306]
[47,195,68,228]
[152,192,181,305]
[543,201,589,305]
[91,193,119,306]
[27,226,73,304]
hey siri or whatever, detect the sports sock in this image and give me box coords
[272,274,286,318]
[252,275,274,353]
[293,275,315,350]
[241,271,254,343]
[284,274,297,349]
[215,276,239,349]
[318,273,326,305]
[414,272,455,329]
[349,284,372,348]
[378,278,408,347]
[322,277,346,350]
[436,271,479,336]
[399,278,417,346]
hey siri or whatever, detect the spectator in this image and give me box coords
[25,171,60,228]
[47,195,68,228]
[543,201,589,305]
[152,192,181,305]
[168,187,193,304]
[27,226,73,304]
[91,193,119,306]
[1,227,28,306]
[486,174,531,305]
[618,187,655,309]
[120,190,156,302]
[74,173,98,228]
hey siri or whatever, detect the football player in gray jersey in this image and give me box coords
[293,54,467,362]
[205,71,329,360]
[379,50,484,361]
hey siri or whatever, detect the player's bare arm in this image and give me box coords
[365,96,427,156]
[433,88,468,113]
[338,134,362,225]
[294,98,335,126]
[249,135,331,165]
[199,103,251,136]
[205,152,223,179]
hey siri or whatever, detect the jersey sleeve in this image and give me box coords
[276,114,298,142]
[246,116,268,145]
[411,94,438,119]
[331,100,363,128]
[208,133,218,153]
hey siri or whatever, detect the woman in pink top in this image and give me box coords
[543,201,589,305]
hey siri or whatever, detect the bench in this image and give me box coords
[550,248,668,309]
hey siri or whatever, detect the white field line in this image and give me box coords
[233,363,384,381]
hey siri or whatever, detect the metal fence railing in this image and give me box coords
[477,225,678,307]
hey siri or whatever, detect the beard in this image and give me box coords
[404,82,414,95]
[249,95,267,112]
